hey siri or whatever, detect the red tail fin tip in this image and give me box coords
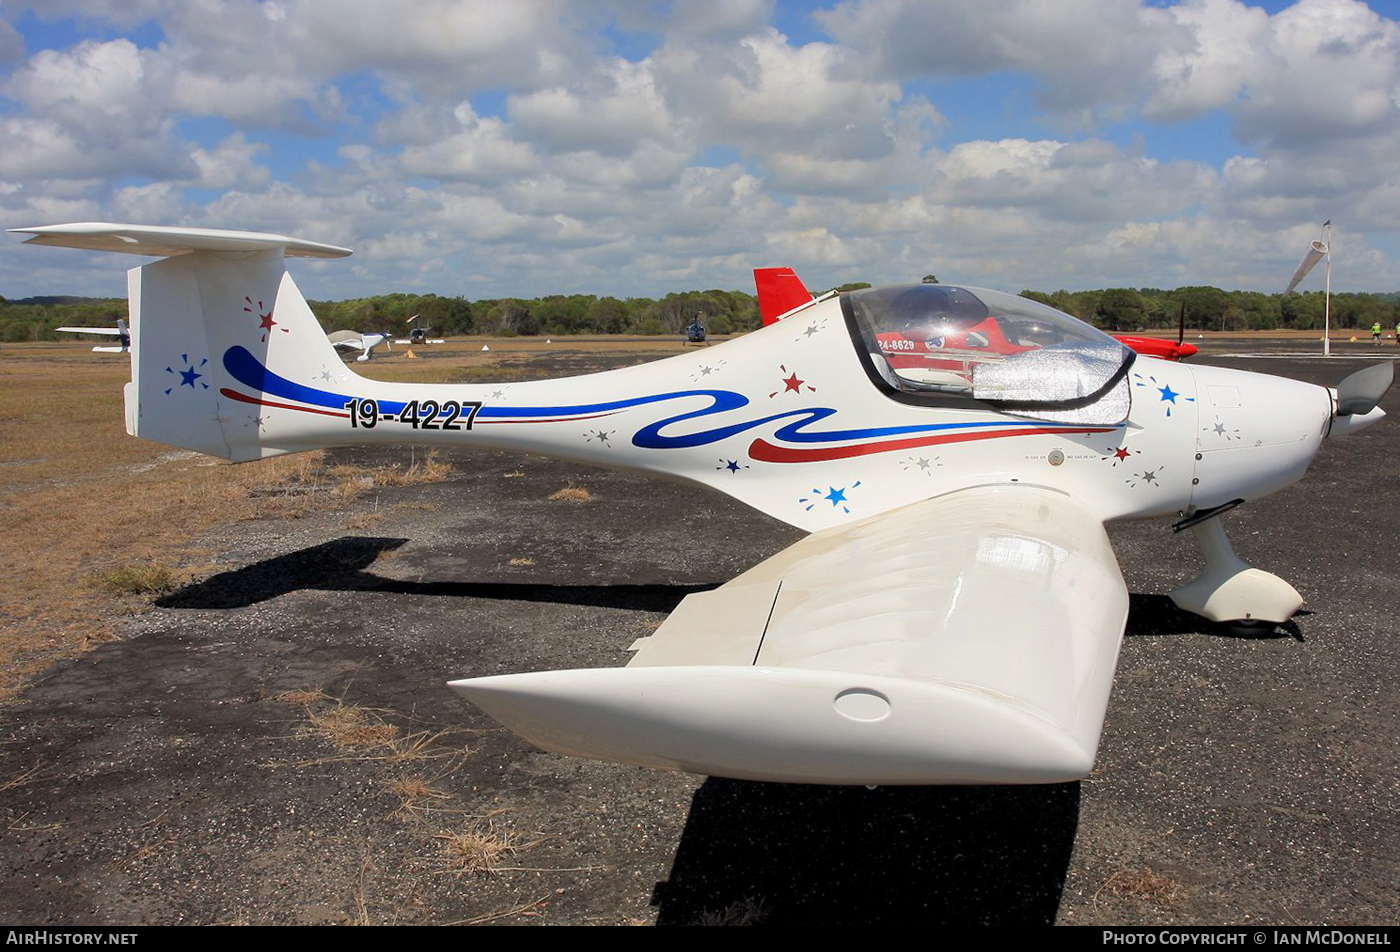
[754,267,814,326]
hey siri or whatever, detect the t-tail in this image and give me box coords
[11,223,356,462]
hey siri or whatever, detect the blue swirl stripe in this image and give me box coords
[223,345,1107,451]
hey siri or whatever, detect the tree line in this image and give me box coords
[1020,286,1400,333]
[4,284,1399,343]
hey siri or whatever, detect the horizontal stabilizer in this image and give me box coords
[8,222,351,259]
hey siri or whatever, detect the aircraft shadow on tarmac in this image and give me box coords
[652,779,1081,925]
[156,535,717,612]
[152,539,1310,924]
[158,537,1306,643]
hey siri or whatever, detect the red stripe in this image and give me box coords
[220,388,349,418]
[748,426,1115,463]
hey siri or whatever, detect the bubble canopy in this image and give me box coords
[841,284,1134,423]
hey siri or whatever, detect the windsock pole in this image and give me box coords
[1322,222,1332,358]
[1284,220,1331,356]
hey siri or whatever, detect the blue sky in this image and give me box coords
[2,0,1399,300]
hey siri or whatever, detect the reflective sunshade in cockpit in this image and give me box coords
[843,284,1134,424]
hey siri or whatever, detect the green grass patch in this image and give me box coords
[91,562,176,597]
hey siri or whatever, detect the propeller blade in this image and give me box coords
[1336,361,1394,416]
[1177,300,1186,346]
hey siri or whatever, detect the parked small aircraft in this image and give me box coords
[394,315,445,346]
[56,318,130,353]
[11,222,1391,785]
[327,329,391,362]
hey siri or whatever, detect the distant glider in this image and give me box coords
[10,221,1392,786]
[56,318,130,353]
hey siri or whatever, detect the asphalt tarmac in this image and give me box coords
[0,338,1396,925]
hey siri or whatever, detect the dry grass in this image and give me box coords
[278,688,332,707]
[696,896,767,926]
[352,856,372,926]
[305,701,401,751]
[1,761,42,794]
[1096,867,1188,906]
[548,483,592,503]
[434,819,541,876]
[508,557,535,566]
[0,445,348,697]
[0,344,471,699]
[326,449,451,492]
[344,511,384,530]
[0,338,652,700]
[384,773,453,821]
[280,689,466,776]
[367,449,451,486]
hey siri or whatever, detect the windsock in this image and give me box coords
[1285,239,1328,294]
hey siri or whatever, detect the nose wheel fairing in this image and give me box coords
[1168,517,1303,624]
[1164,364,1333,624]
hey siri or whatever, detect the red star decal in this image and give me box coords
[1114,447,1131,461]
[782,372,804,393]
[245,296,286,341]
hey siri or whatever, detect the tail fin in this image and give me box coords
[753,266,814,326]
[10,223,353,462]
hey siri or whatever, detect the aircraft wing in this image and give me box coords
[451,484,1129,785]
[326,330,365,352]
[55,326,125,336]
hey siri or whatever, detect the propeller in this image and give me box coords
[1335,361,1394,417]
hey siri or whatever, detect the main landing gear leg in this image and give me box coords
[1169,515,1303,624]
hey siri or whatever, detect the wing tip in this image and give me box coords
[450,666,1097,785]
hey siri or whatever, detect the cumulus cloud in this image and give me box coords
[1151,0,1400,148]
[507,58,679,158]
[2,1,1400,300]
[815,0,1192,123]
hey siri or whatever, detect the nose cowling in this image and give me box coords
[1188,364,1333,509]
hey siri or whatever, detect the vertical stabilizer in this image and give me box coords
[754,267,815,325]
[10,223,353,462]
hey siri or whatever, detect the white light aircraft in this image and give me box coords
[11,222,1393,786]
[327,329,391,362]
[56,317,130,353]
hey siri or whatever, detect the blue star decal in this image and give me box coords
[164,355,210,395]
[726,460,741,473]
[1133,372,1194,417]
[799,480,862,514]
